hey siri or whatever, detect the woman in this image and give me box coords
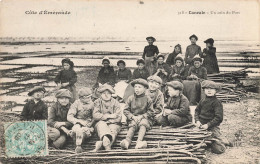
[166,44,182,67]
[200,38,220,74]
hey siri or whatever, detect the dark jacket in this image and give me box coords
[132,68,150,80]
[115,68,132,82]
[166,94,192,120]
[185,44,202,65]
[124,93,155,121]
[195,96,223,129]
[142,45,159,59]
[169,65,185,81]
[188,66,207,80]
[200,47,220,74]
[48,102,73,128]
[146,89,164,115]
[54,69,77,87]
[153,62,171,83]
[166,52,179,66]
[97,66,116,85]
[21,99,48,121]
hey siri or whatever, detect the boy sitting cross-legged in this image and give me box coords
[67,87,95,153]
[120,78,155,149]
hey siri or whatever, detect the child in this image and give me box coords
[115,60,132,83]
[48,89,73,149]
[95,57,116,87]
[146,76,164,125]
[67,87,95,153]
[187,56,207,80]
[184,34,203,65]
[21,86,48,121]
[132,58,150,80]
[195,80,226,154]
[200,38,220,74]
[54,58,77,102]
[93,84,122,151]
[169,56,186,81]
[120,79,154,149]
[153,55,171,84]
[157,81,192,127]
[142,36,159,75]
[166,44,182,66]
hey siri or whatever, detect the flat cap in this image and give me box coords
[166,81,184,91]
[146,36,156,42]
[97,84,115,94]
[131,78,149,88]
[78,87,93,97]
[204,38,214,45]
[136,58,145,65]
[201,80,219,90]
[55,89,72,98]
[189,34,198,40]
[147,75,162,85]
[192,56,202,62]
[28,86,46,96]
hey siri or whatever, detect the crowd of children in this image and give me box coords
[21,34,227,154]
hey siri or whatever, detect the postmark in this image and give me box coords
[4,120,49,158]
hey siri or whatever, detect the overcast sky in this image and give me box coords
[0,0,259,41]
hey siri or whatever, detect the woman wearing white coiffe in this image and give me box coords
[114,60,132,99]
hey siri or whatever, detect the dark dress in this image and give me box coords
[143,45,159,75]
[153,62,171,84]
[166,52,179,66]
[169,65,186,81]
[200,47,220,74]
[188,66,207,80]
[132,68,150,80]
[54,69,77,102]
[21,99,48,121]
[115,68,132,82]
[97,66,116,86]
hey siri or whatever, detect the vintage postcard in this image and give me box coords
[0,0,259,163]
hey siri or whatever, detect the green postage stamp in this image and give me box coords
[4,120,49,158]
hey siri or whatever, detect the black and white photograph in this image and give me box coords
[0,0,259,163]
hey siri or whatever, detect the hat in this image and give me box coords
[147,75,162,85]
[201,80,219,90]
[28,86,46,96]
[204,38,214,45]
[166,81,184,91]
[78,87,93,97]
[55,89,72,99]
[157,54,165,60]
[174,56,184,63]
[192,56,202,62]
[97,84,115,94]
[117,60,126,66]
[131,78,149,88]
[189,34,198,41]
[62,58,74,67]
[102,56,110,64]
[136,58,145,65]
[146,36,156,42]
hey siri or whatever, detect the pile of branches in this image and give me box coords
[207,69,247,83]
[1,124,212,164]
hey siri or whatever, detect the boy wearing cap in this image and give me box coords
[143,36,159,75]
[195,80,226,154]
[200,38,220,74]
[67,87,95,153]
[120,78,155,149]
[187,56,207,80]
[185,34,203,66]
[93,84,122,151]
[146,76,164,125]
[48,89,73,149]
[133,58,150,80]
[21,86,48,121]
[157,81,192,127]
[54,58,77,103]
[169,56,186,81]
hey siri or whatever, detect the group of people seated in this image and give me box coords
[20,35,227,155]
